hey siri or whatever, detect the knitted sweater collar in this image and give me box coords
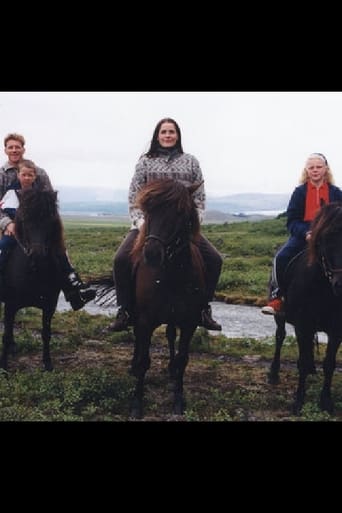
[156,146,180,161]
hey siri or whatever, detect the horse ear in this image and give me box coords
[188,180,204,195]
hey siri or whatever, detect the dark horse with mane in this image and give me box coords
[126,178,205,418]
[268,202,342,414]
[0,188,65,371]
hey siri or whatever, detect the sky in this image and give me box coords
[1,91,342,198]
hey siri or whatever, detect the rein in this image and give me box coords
[14,235,32,256]
[15,236,49,257]
[15,223,50,257]
[321,254,342,282]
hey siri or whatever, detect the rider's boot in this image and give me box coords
[108,306,131,331]
[200,304,222,331]
[63,271,96,311]
[261,286,284,315]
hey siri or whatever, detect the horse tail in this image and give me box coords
[87,273,116,306]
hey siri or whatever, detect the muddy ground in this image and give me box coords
[5,328,342,422]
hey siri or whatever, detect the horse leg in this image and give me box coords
[41,308,54,371]
[169,324,197,415]
[293,329,315,415]
[0,305,17,370]
[268,316,286,384]
[129,324,153,419]
[319,336,341,414]
[166,323,176,378]
[306,333,318,375]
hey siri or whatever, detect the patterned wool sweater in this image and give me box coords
[128,152,206,229]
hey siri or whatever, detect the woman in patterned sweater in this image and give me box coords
[109,117,223,331]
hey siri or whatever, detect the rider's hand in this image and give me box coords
[4,222,15,236]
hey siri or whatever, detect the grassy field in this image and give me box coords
[1,309,342,421]
[1,215,341,422]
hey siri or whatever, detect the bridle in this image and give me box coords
[144,218,191,263]
[15,221,50,257]
[321,254,342,283]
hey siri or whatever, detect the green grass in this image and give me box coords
[62,215,288,304]
[1,311,342,421]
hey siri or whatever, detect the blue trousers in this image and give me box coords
[0,235,17,270]
[270,236,306,299]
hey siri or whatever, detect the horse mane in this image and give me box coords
[131,179,201,261]
[307,202,342,266]
[15,188,66,253]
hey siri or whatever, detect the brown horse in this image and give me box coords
[269,202,342,414]
[128,179,205,418]
[0,188,65,371]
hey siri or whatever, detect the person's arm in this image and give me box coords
[35,167,53,191]
[286,185,310,240]
[0,190,18,234]
[330,185,342,204]
[0,171,11,231]
[128,158,147,229]
[190,155,206,223]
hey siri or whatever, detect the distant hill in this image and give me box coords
[59,200,128,216]
[56,186,127,203]
[203,210,276,223]
[57,186,128,216]
[57,187,289,219]
[206,193,289,213]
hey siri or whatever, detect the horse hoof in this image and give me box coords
[173,396,185,415]
[292,402,302,416]
[320,396,334,414]
[130,407,143,419]
[8,343,19,355]
[267,373,280,385]
[0,364,9,375]
[173,405,184,415]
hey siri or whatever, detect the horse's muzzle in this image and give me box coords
[143,239,164,267]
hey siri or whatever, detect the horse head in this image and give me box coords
[308,202,342,296]
[15,188,65,258]
[133,179,202,267]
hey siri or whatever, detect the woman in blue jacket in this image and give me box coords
[262,153,342,315]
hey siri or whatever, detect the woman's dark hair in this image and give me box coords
[145,118,184,158]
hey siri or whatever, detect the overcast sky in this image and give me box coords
[1,91,341,197]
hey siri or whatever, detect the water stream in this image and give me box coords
[57,294,303,340]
